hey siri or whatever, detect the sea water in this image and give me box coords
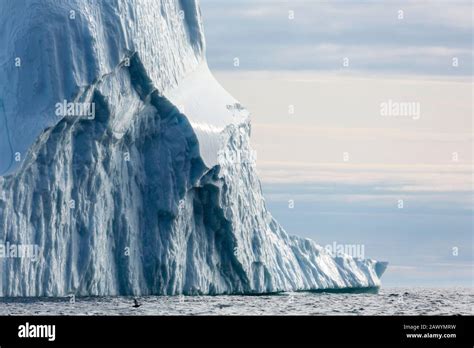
[0,287,471,316]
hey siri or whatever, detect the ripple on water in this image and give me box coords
[0,287,472,316]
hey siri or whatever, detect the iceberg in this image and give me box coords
[0,0,387,296]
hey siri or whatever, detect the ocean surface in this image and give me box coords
[0,287,471,316]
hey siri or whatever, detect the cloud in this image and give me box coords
[256,161,473,214]
[209,71,473,211]
[200,0,473,75]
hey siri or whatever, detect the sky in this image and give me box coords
[200,0,473,287]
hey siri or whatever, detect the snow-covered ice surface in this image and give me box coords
[0,0,387,296]
[0,0,204,175]
[0,288,471,316]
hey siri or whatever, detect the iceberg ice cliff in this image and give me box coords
[0,0,387,296]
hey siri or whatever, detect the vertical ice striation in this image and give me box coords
[0,0,387,296]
